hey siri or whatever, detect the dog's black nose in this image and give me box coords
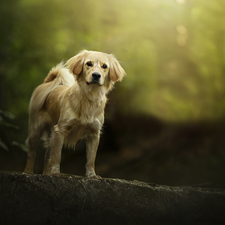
[92,72,101,80]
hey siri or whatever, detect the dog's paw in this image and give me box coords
[23,170,34,174]
[43,166,60,175]
[86,174,102,179]
[43,172,61,176]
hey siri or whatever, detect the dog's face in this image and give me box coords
[83,52,110,86]
[66,50,125,91]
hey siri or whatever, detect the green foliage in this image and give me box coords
[0,109,27,152]
[1,0,225,125]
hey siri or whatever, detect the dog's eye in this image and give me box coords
[86,61,93,67]
[102,64,107,69]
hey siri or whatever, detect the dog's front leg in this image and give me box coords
[43,125,65,175]
[85,133,101,179]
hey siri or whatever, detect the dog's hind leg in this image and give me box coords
[43,129,52,174]
[43,124,65,175]
[24,124,44,173]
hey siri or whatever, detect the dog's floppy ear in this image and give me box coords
[66,50,88,76]
[109,55,126,82]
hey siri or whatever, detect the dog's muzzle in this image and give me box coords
[86,72,101,85]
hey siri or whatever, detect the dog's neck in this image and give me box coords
[76,80,107,102]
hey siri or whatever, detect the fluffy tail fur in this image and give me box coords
[29,63,75,116]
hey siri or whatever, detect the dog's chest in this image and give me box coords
[74,98,105,125]
[80,103,101,124]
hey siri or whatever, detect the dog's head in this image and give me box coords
[66,50,125,91]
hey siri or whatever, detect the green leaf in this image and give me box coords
[12,141,28,152]
[0,110,16,120]
[1,121,19,129]
[0,138,9,151]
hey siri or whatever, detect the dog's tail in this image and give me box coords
[29,63,75,116]
[43,62,75,85]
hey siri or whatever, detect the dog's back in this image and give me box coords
[29,63,75,117]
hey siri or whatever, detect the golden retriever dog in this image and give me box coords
[24,50,125,178]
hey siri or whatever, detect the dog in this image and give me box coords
[24,50,125,178]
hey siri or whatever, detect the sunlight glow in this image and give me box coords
[176,25,188,46]
[176,0,186,4]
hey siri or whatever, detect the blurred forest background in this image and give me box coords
[1,0,225,187]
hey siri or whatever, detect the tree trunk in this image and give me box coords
[0,171,225,225]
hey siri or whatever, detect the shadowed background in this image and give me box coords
[1,0,225,187]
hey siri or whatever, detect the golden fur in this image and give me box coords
[24,50,125,178]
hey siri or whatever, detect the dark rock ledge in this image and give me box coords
[0,171,225,225]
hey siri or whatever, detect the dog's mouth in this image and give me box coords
[86,81,102,86]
